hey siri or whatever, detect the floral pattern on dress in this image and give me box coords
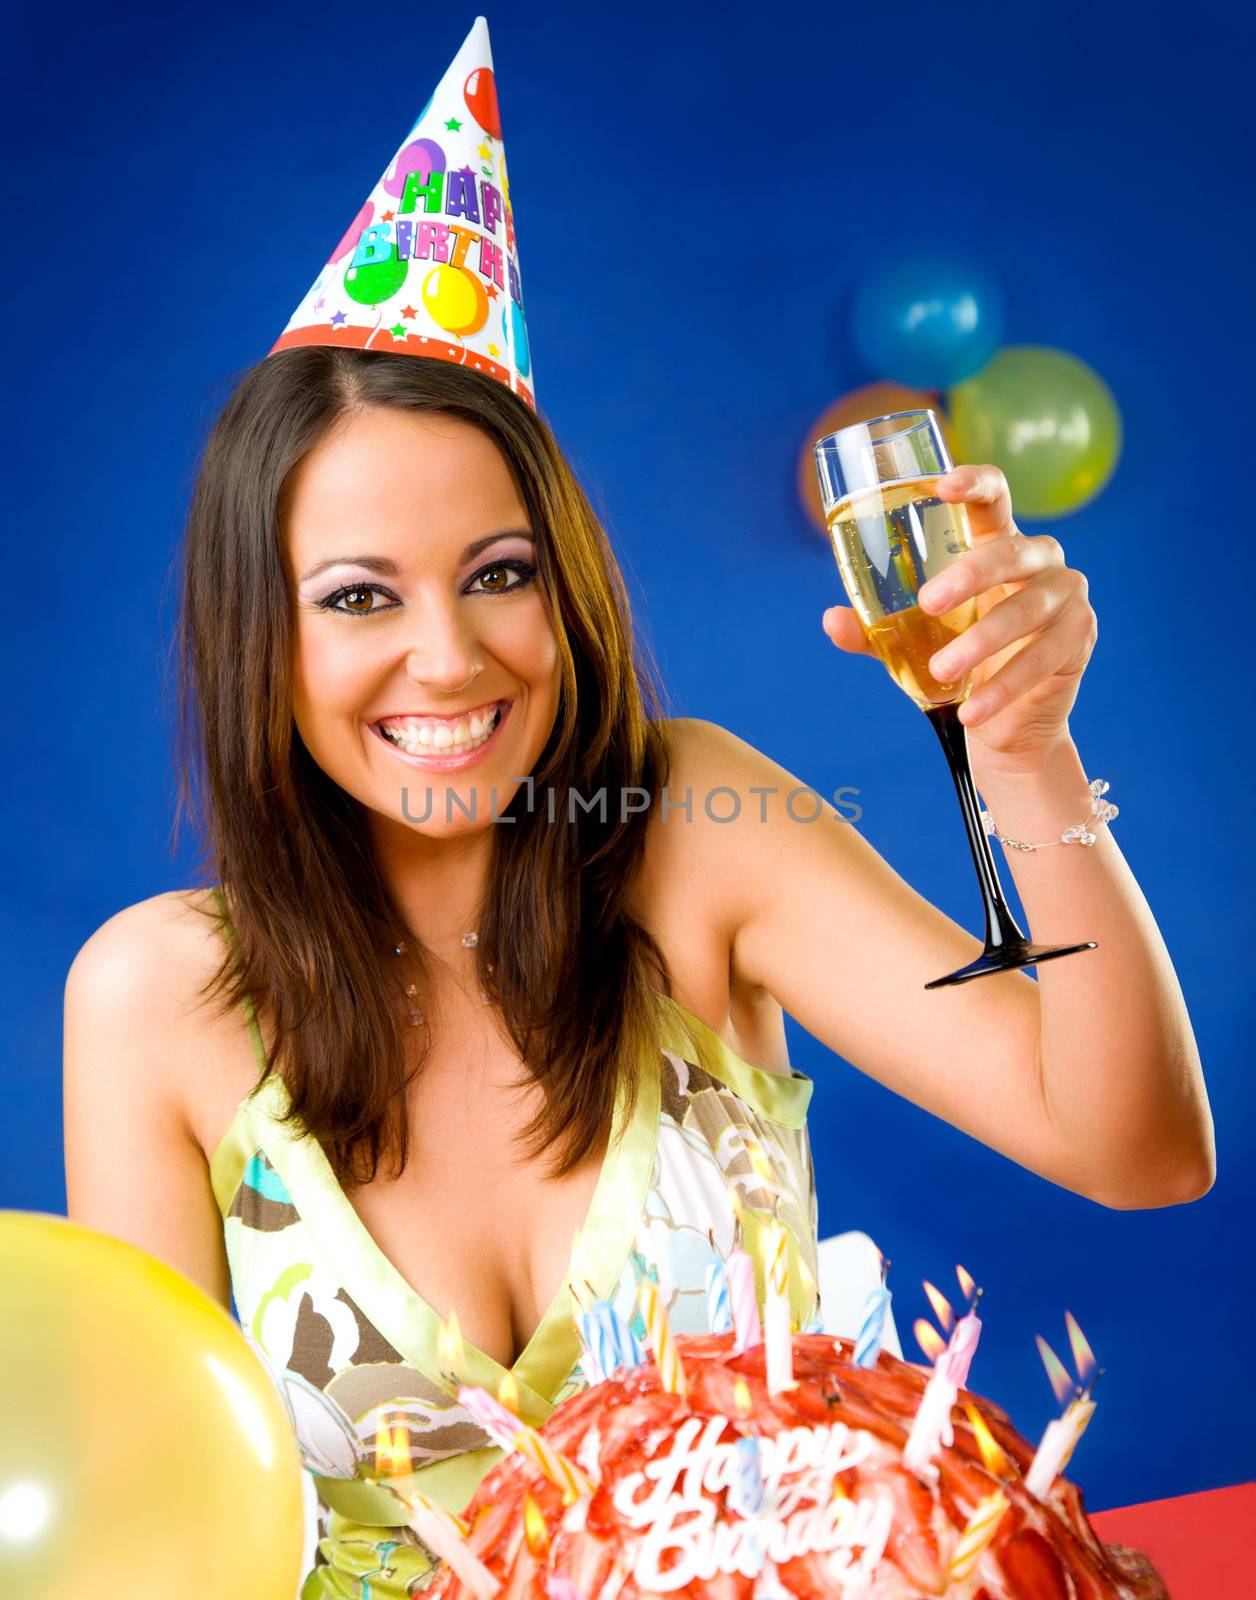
[221,1038,819,1599]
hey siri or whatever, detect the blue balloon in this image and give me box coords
[851,254,1005,389]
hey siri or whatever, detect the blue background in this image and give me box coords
[6,0,1253,1513]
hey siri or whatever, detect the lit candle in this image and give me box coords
[395,1484,501,1600]
[1025,1396,1097,1499]
[370,1416,500,1599]
[457,1384,594,1502]
[637,1272,688,1397]
[901,1360,958,1478]
[942,1304,982,1388]
[762,1217,795,1393]
[947,1487,1010,1583]
[853,1253,892,1368]
[940,1271,983,1388]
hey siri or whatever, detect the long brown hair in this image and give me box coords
[169,347,685,1187]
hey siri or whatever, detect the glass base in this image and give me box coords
[925,939,1098,990]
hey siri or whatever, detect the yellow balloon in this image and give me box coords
[0,1212,305,1600]
[422,263,489,337]
[947,344,1122,519]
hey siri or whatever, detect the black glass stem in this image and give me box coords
[921,702,1098,989]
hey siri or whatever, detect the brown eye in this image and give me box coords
[317,582,397,615]
[467,559,538,596]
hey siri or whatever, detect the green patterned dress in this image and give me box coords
[207,887,822,1599]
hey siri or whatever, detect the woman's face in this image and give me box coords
[284,404,561,841]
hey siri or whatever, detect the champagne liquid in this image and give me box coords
[826,477,978,708]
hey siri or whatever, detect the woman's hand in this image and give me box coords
[821,463,1099,776]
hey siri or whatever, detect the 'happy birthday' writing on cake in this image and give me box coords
[609,1415,894,1592]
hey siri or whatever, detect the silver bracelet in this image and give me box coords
[980,778,1118,853]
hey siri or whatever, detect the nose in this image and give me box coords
[401,592,485,694]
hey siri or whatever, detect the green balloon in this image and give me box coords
[947,345,1122,519]
[344,253,408,307]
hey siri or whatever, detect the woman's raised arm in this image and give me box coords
[662,715,1214,1211]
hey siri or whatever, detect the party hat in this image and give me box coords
[270,16,534,408]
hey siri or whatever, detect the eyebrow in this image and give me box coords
[299,529,535,584]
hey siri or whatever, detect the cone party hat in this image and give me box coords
[270,16,534,408]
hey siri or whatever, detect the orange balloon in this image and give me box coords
[797,382,955,535]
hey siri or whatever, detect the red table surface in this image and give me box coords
[1089,1480,1255,1597]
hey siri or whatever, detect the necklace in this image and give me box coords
[391,931,493,1023]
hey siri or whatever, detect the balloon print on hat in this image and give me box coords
[330,200,374,266]
[383,136,447,200]
[345,246,408,307]
[464,65,501,137]
[853,254,1006,390]
[500,298,531,379]
[422,264,490,336]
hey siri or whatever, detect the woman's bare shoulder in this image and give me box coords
[65,888,256,1157]
[67,888,226,995]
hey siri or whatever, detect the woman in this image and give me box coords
[63,347,1213,1598]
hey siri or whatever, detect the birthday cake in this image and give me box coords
[423,1330,1166,1600]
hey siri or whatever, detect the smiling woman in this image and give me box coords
[167,348,691,1190]
[62,345,1211,1600]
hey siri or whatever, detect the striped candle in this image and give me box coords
[394,1485,501,1599]
[762,1219,794,1394]
[596,1298,644,1373]
[1025,1397,1096,1499]
[854,1282,892,1368]
[705,1257,733,1334]
[947,1488,1010,1582]
[637,1273,688,1397]
[458,1384,594,1502]
[574,1309,608,1384]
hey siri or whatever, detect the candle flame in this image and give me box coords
[373,1415,411,1478]
[1064,1311,1097,1386]
[831,1473,850,1501]
[962,1401,1012,1478]
[914,1318,948,1364]
[1035,1334,1076,1410]
[956,1264,978,1307]
[797,1254,816,1296]
[733,1376,753,1415]
[523,1487,550,1558]
[497,1371,522,1415]
[922,1279,956,1337]
[438,1311,467,1381]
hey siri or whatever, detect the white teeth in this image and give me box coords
[379,704,501,755]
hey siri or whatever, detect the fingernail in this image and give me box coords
[931,648,960,677]
[920,582,955,611]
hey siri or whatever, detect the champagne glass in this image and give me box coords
[813,410,1097,989]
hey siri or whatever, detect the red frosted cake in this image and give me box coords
[426,1331,1166,1600]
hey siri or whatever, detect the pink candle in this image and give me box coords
[941,1308,982,1387]
[727,1246,762,1353]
